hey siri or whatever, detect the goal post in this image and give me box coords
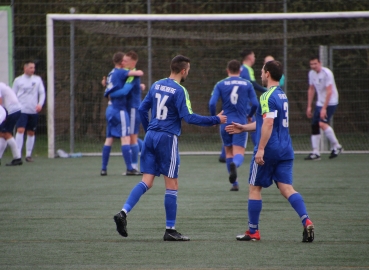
[46,12,369,158]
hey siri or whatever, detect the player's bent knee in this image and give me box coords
[311,124,320,135]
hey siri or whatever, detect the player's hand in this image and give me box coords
[306,107,312,119]
[35,104,42,113]
[255,149,265,165]
[101,76,106,87]
[225,122,244,134]
[247,116,253,123]
[217,110,227,124]
[140,83,146,91]
[320,107,327,120]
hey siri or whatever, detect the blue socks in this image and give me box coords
[130,143,139,169]
[248,199,262,233]
[121,145,133,171]
[123,181,149,213]
[164,189,178,229]
[288,193,309,226]
[101,145,111,170]
[233,154,244,167]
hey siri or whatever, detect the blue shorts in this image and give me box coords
[105,106,130,138]
[129,108,141,135]
[140,130,180,178]
[16,113,38,131]
[249,157,293,188]
[312,105,337,124]
[0,111,21,133]
[220,124,247,148]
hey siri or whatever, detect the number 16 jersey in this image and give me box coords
[139,78,194,136]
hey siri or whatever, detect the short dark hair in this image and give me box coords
[112,52,124,65]
[310,56,320,62]
[24,60,35,66]
[240,49,253,60]
[170,55,190,74]
[125,50,138,61]
[227,59,240,74]
[263,60,283,81]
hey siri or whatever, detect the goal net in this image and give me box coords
[46,12,369,158]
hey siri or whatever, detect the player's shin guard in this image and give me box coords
[164,189,178,229]
[248,199,262,233]
[233,154,244,167]
[123,181,149,213]
[101,145,111,170]
[121,145,133,171]
[288,193,309,226]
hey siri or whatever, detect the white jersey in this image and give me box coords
[0,105,6,125]
[0,82,22,114]
[308,67,339,106]
[12,74,46,114]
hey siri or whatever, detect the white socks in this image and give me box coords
[15,132,24,157]
[324,127,340,150]
[0,137,6,158]
[311,134,321,155]
[15,133,35,157]
[7,137,21,159]
[26,135,35,157]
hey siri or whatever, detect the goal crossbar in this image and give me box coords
[46,12,369,158]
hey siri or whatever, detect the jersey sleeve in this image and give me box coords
[247,85,259,117]
[109,83,134,97]
[208,84,220,116]
[308,70,314,86]
[260,91,277,116]
[324,69,334,87]
[175,86,193,118]
[37,77,46,107]
[138,88,152,132]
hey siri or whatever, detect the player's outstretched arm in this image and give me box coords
[128,70,144,77]
[225,121,256,134]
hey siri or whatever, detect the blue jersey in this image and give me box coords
[139,78,220,136]
[104,68,130,110]
[240,64,266,93]
[127,77,142,109]
[209,76,258,124]
[254,86,294,160]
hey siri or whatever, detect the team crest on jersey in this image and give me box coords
[32,82,36,87]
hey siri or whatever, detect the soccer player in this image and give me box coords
[305,56,342,160]
[122,51,145,172]
[264,55,285,89]
[113,55,227,241]
[100,52,144,176]
[218,49,266,162]
[225,60,314,242]
[12,61,45,162]
[209,60,258,191]
[0,83,22,166]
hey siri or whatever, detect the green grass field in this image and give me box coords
[0,154,368,269]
